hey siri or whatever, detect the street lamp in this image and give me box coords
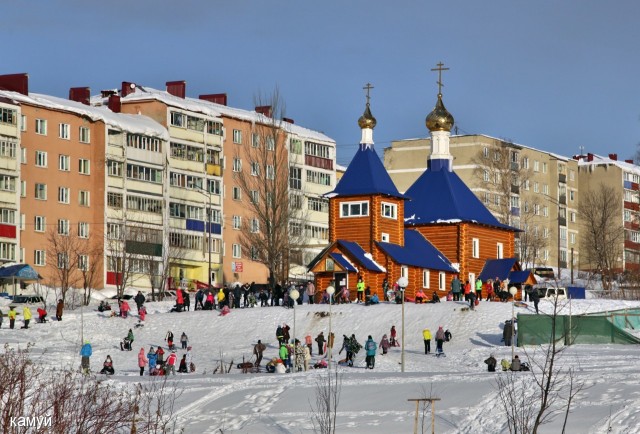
[398,276,408,373]
[326,285,335,369]
[195,187,213,292]
[509,286,518,360]
[290,288,300,373]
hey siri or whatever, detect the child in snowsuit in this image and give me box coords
[181,332,189,349]
[379,334,391,355]
[138,348,148,376]
[364,336,377,369]
[100,355,114,375]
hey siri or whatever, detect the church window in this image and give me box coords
[439,272,446,291]
[472,238,479,258]
[381,232,389,242]
[422,270,430,289]
[497,243,504,259]
[381,202,397,219]
[340,201,369,217]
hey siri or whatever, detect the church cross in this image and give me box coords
[430,62,449,94]
[363,82,374,105]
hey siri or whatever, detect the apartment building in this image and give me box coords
[0,73,169,292]
[384,134,579,273]
[577,153,640,273]
[0,91,21,264]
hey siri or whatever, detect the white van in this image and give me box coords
[536,287,567,300]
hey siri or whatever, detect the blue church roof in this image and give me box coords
[337,240,386,272]
[404,167,515,230]
[478,258,519,282]
[329,253,358,272]
[328,144,408,199]
[376,230,457,272]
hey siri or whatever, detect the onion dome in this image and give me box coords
[425,93,454,132]
[358,103,377,130]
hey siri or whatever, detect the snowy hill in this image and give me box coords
[2,297,640,433]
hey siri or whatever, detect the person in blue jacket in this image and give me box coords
[80,340,92,374]
[364,335,377,369]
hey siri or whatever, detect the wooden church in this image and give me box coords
[308,73,520,300]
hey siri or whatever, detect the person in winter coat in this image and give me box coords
[390,326,398,347]
[422,327,432,354]
[415,289,427,304]
[21,306,32,329]
[315,332,325,355]
[180,332,189,349]
[183,290,191,311]
[100,355,114,375]
[529,288,540,314]
[139,305,147,321]
[484,354,497,372]
[279,343,290,369]
[364,336,377,369]
[294,341,305,371]
[80,340,92,374]
[282,324,291,343]
[485,280,494,301]
[8,306,16,329]
[120,300,130,318]
[56,299,64,321]
[503,320,514,347]
[451,275,462,301]
[435,326,445,356]
[356,277,365,303]
[276,325,284,345]
[175,290,184,312]
[444,329,452,342]
[217,288,226,307]
[254,340,266,367]
[186,346,194,372]
[166,331,175,350]
[305,334,313,356]
[156,347,165,367]
[178,354,188,373]
[463,280,471,302]
[306,280,315,304]
[138,348,148,376]
[468,291,476,310]
[379,334,391,355]
[303,345,311,371]
[134,291,145,313]
[195,289,205,310]
[510,355,522,371]
[328,332,335,353]
[205,291,215,310]
[475,279,483,301]
[147,347,158,371]
[36,307,47,323]
[165,351,177,375]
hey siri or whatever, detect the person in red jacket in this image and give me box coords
[138,348,148,376]
[120,300,131,318]
[165,350,177,375]
[175,290,184,312]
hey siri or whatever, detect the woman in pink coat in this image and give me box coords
[138,348,148,376]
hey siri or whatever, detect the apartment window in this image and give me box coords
[79,159,90,175]
[251,162,260,176]
[306,170,331,186]
[20,114,26,131]
[35,151,47,167]
[569,170,575,181]
[542,206,548,217]
[58,187,70,204]
[79,255,89,271]
[107,160,123,177]
[483,170,489,182]
[0,208,15,225]
[308,197,329,213]
[232,243,242,258]
[35,183,47,200]
[251,218,260,233]
[232,158,242,172]
[290,138,302,154]
[207,179,221,195]
[381,232,390,242]
[0,107,16,125]
[523,179,530,191]
[289,167,302,190]
[252,133,260,148]
[624,210,631,222]
[79,127,90,143]
[533,160,539,172]
[78,222,89,238]
[543,227,549,238]
[483,192,490,204]
[59,154,70,171]
[250,190,259,204]
[494,195,500,206]
[472,238,480,258]
[170,111,185,127]
[79,190,90,206]
[232,187,241,200]
[232,129,242,144]
[534,204,540,215]
[497,242,504,259]
[483,147,489,158]
[34,250,46,266]
[57,253,69,269]
[126,195,162,214]
[340,201,369,217]
[34,216,45,232]
[439,272,446,291]
[107,192,123,208]
[0,140,16,158]
[381,202,397,219]
[20,147,26,164]
[266,136,275,151]
[570,233,576,245]
[266,165,275,180]
[57,219,70,235]
[423,270,430,289]
[35,119,47,135]
[19,181,25,197]
[127,135,161,153]
[521,156,529,169]
[107,223,122,240]
[569,190,575,202]
[542,184,549,195]
[59,123,70,140]
[232,215,241,230]
[533,182,539,193]
[542,162,548,173]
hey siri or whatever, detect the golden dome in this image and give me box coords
[425,93,454,132]
[358,103,377,129]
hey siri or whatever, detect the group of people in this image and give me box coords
[484,354,529,372]
[422,326,452,356]
[0,299,64,330]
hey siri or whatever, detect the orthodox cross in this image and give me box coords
[430,62,449,94]
[363,82,374,105]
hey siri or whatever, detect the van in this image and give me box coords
[12,295,45,304]
[533,267,555,279]
[536,287,567,300]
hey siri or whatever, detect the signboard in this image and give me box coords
[232,262,244,273]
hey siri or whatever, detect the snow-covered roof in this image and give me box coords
[578,153,640,174]
[0,90,169,140]
[95,86,335,144]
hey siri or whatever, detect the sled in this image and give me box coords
[514,301,529,308]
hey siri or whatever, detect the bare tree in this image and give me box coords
[232,88,308,287]
[471,140,533,226]
[78,241,103,306]
[132,378,184,433]
[142,237,186,302]
[46,226,84,303]
[578,183,624,290]
[310,366,342,434]
[517,192,550,269]
[105,217,146,298]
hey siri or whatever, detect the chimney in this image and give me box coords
[0,73,29,95]
[199,93,227,106]
[626,159,634,164]
[108,95,121,113]
[121,81,136,97]
[283,117,295,124]
[166,80,186,99]
[255,105,272,118]
[101,89,116,98]
[608,153,617,161]
[587,153,594,162]
[69,87,90,105]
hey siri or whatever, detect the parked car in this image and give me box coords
[536,287,567,300]
[533,267,555,279]
[12,295,45,304]
[109,294,133,300]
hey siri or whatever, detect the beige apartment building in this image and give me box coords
[384,134,580,274]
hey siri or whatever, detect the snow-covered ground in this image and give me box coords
[2,295,640,433]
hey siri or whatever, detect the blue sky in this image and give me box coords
[4,1,640,165]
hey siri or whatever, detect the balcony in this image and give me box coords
[206,163,222,176]
[510,162,519,171]
[510,184,520,194]
[559,260,568,269]
[510,207,520,216]
[558,217,567,227]
[305,155,333,170]
[125,240,163,256]
[559,194,566,205]
[559,173,566,184]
